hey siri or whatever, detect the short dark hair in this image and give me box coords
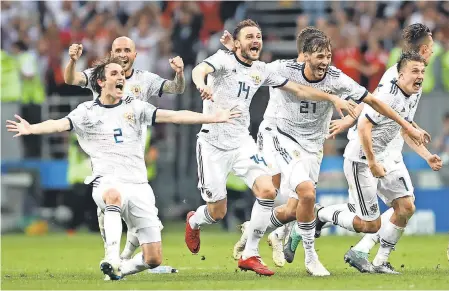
[402,23,432,52]
[296,27,325,54]
[89,56,123,95]
[233,19,261,40]
[397,51,426,73]
[303,35,332,54]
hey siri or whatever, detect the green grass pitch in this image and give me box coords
[2,224,449,290]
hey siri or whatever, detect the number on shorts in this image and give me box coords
[250,154,267,166]
[114,128,123,143]
[399,177,409,191]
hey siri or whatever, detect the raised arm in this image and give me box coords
[401,129,443,171]
[6,114,71,137]
[162,56,185,94]
[154,108,240,125]
[358,116,386,178]
[64,44,87,86]
[192,62,215,100]
[280,81,358,118]
[362,93,424,145]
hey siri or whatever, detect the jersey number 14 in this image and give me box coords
[237,81,250,99]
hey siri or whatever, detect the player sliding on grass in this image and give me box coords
[7,56,240,280]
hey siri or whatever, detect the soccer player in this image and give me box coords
[220,28,426,275]
[286,23,435,265]
[317,52,442,274]
[64,36,185,264]
[6,56,239,280]
[184,19,359,276]
[312,24,437,273]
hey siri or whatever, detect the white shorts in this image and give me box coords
[257,120,281,176]
[91,176,162,243]
[272,131,322,196]
[344,158,414,222]
[196,135,271,203]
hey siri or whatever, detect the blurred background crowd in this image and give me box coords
[1,1,448,234]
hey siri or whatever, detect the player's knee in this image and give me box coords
[295,182,315,205]
[103,188,121,206]
[253,177,276,200]
[397,201,415,220]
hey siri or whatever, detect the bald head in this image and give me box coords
[111,36,137,74]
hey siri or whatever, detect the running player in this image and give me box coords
[6,56,239,280]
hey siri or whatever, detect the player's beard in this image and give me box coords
[242,47,260,61]
[310,61,328,79]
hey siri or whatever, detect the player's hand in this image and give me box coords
[6,115,32,137]
[426,154,443,171]
[220,30,235,52]
[421,128,431,144]
[169,56,184,74]
[213,108,242,124]
[368,161,386,178]
[327,118,355,139]
[404,126,424,146]
[68,44,83,61]
[332,97,357,119]
[197,85,213,101]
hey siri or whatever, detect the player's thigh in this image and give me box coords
[378,160,414,207]
[196,138,232,203]
[121,183,163,235]
[272,133,320,193]
[343,159,380,221]
[257,123,280,177]
[232,135,272,189]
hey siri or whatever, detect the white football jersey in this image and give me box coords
[82,68,167,101]
[66,96,157,184]
[198,50,288,150]
[347,63,422,157]
[270,60,368,154]
[344,81,419,163]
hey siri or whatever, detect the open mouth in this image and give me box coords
[413,80,422,89]
[115,83,124,91]
[250,46,259,54]
[317,67,326,75]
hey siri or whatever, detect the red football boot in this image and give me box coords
[185,211,201,254]
[238,256,275,276]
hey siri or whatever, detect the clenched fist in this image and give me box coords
[169,56,184,74]
[68,44,83,61]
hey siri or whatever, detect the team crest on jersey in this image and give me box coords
[124,111,135,123]
[250,72,261,85]
[130,85,141,95]
[293,150,300,158]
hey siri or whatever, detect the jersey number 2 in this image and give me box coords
[114,128,123,143]
[237,81,250,99]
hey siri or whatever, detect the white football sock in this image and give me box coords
[373,220,404,266]
[104,205,122,262]
[97,208,107,256]
[120,252,150,277]
[188,205,217,230]
[120,231,140,260]
[353,208,394,253]
[296,220,317,262]
[318,207,356,232]
[242,198,274,258]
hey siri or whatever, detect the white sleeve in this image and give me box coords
[202,50,228,76]
[262,61,288,88]
[142,71,167,101]
[363,92,399,125]
[66,103,88,136]
[82,68,94,90]
[137,100,158,126]
[334,71,368,103]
